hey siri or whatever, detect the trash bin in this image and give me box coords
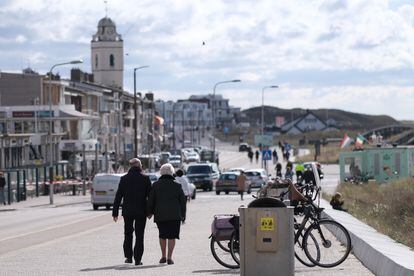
[239,197,294,276]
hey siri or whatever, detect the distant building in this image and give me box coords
[281,110,338,134]
[0,16,155,178]
[188,94,239,129]
[154,99,212,149]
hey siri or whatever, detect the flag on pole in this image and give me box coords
[355,134,366,148]
[340,133,353,149]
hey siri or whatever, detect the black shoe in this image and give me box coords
[159,257,167,264]
[125,258,133,264]
[135,261,143,266]
[167,259,174,265]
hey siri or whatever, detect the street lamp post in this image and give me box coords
[261,85,279,136]
[48,59,83,205]
[133,66,149,157]
[261,85,278,170]
[212,80,241,153]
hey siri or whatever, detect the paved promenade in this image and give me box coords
[0,192,373,276]
[0,142,374,275]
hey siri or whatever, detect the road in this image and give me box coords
[0,142,372,275]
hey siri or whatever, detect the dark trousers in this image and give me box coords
[123,216,147,262]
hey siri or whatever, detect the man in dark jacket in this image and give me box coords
[112,158,151,266]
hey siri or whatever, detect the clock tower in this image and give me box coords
[91,17,123,89]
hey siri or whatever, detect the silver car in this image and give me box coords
[244,169,269,189]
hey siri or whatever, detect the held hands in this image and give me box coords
[113,216,118,222]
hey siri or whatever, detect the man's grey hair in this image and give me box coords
[160,163,175,176]
[129,158,142,168]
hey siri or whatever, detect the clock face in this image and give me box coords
[106,27,114,35]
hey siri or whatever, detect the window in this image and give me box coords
[95,54,98,68]
[110,54,115,67]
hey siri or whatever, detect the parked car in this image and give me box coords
[215,171,251,195]
[244,169,269,189]
[185,163,220,191]
[146,172,160,184]
[91,173,125,210]
[169,155,183,168]
[200,149,219,164]
[227,167,245,173]
[160,152,171,165]
[239,143,251,152]
[183,151,200,163]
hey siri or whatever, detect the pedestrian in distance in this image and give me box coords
[275,162,282,178]
[112,158,152,266]
[175,169,191,200]
[295,163,305,184]
[147,164,186,265]
[175,169,191,206]
[247,150,253,163]
[255,150,260,163]
[0,172,6,205]
[236,171,247,201]
[285,166,294,180]
[303,167,316,186]
[272,149,278,165]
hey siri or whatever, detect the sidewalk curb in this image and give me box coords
[322,207,414,276]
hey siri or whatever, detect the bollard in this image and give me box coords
[239,197,294,276]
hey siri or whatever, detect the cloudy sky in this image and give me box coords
[1,0,414,120]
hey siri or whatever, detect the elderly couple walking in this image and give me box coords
[112,158,187,266]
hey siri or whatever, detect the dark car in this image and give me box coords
[239,143,251,152]
[185,163,220,191]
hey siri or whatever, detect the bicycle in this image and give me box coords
[209,214,240,269]
[233,179,352,268]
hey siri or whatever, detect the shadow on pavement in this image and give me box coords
[80,264,159,272]
[193,269,240,274]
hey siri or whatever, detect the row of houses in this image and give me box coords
[0,68,158,177]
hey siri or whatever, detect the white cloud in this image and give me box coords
[1,0,414,120]
[15,35,26,43]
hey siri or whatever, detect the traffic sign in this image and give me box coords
[262,149,272,161]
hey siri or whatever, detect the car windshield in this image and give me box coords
[245,171,260,177]
[170,156,180,161]
[187,166,211,174]
[220,174,237,180]
[148,175,158,181]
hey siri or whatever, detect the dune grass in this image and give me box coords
[335,179,414,249]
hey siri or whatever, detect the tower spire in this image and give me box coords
[104,0,108,17]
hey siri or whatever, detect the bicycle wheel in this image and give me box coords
[210,236,239,269]
[295,230,319,267]
[303,219,352,268]
[229,231,240,265]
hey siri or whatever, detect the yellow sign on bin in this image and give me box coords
[260,217,275,231]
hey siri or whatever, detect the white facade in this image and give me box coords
[154,100,212,148]
[91,17,124,89]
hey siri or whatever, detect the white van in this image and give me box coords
[91,173,125,210]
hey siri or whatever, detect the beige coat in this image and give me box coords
[236,174,247,192]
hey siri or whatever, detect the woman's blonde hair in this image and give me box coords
[160,163,175,176]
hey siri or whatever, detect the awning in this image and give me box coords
[59,106,99,120]
[154,115,164,125]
